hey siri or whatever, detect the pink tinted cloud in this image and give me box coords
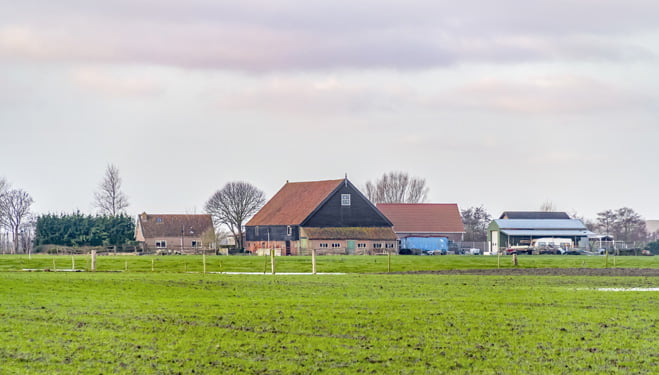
[435,76,652,114]
[72,68,164,97]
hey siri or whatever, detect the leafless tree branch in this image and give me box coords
[94,164,129,216]
[364,171,428,204]
[204,181,265,250]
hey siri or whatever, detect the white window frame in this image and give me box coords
[341,194,351,206]
[155,240,167,248]
[287,226,292,236]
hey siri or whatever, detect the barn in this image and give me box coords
[377,203,465,254]
[245,178,398,255]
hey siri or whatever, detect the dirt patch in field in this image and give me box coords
[396,268,659,277]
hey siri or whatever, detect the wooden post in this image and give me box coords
[605,250,609,268]
[270,248,275,275]
[203,252,207,274]
[91,250,96,272]
[53,258,56,271]
[263,250,268,274]
[387,250,391,273]
[312,248,317,275]
[72,256,75,270]
[125,260,128,272]
[497,251,501,269]
[512,253,518,266]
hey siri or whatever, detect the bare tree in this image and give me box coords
[461,205,491,241]
[540,200,556,212]
[0,189,34,254]
[94,164,129,216]
[612,207,646,242]
[0,177,7,195]
[364,171,429,204]
[596,209,616,236]
[204,181,265,250]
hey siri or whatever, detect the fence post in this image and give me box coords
[203,252,207,274]
[312,248,317,275]
[91,250,97,272]
[270,248,276,275]
[387,249,391,273]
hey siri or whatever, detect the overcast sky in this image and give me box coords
[1,0,658,222]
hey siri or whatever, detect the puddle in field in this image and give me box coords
[596,288,659,292]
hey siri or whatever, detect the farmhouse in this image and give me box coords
[135,213,214,253]
[488,211,593,252]
[245,178,398,255]
[377,203,465,253]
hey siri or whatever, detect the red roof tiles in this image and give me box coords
[376,203,465,234]
[246,179,344,226]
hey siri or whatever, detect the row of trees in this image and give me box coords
[595,208,647,242]
[0,164,130,252]
[34,212,135,248]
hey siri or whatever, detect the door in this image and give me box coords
[347,240,355,255]
[285,240,291,256]
[491,231,499,253]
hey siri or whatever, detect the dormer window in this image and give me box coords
[341,194,351,206]
[287,226,292,236]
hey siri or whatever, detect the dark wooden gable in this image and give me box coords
[301,180,392,228]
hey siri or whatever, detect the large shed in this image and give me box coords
[488,217,593,252]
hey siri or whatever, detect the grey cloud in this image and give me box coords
[1,1,659,71]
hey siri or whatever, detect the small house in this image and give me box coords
[135,213,214,254]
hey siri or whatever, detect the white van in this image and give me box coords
[531,238,573,250]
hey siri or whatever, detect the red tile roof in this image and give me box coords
[376,203,465,234]
[246,179,344,226]
[137,213,214,238]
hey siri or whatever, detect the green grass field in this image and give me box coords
[0,253,657,273]
[1,255,658,374]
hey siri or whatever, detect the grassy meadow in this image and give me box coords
[0,255,658,374]
[0,253,657,273]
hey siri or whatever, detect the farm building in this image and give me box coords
[499,211,570,220]
[245,178,398,255]
[135,213,214,253]
[377,203,465,253]
[488,212,593,253]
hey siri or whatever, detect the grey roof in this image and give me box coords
[494,219,587,230]
[501,230,594,237]
[499,211,570,220]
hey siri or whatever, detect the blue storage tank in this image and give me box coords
[401,237,448,252]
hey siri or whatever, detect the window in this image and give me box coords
[287,226,292,236]
[319,243,328,248]
[156,217,163,223]
[373,243,383,249]
[332,243,341,248]
[255,226,259,236]
[341,194,351,206]
[357,243,367,248]
[191,240,199,247]
[385,243,395,249]
[155,240,166,248]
